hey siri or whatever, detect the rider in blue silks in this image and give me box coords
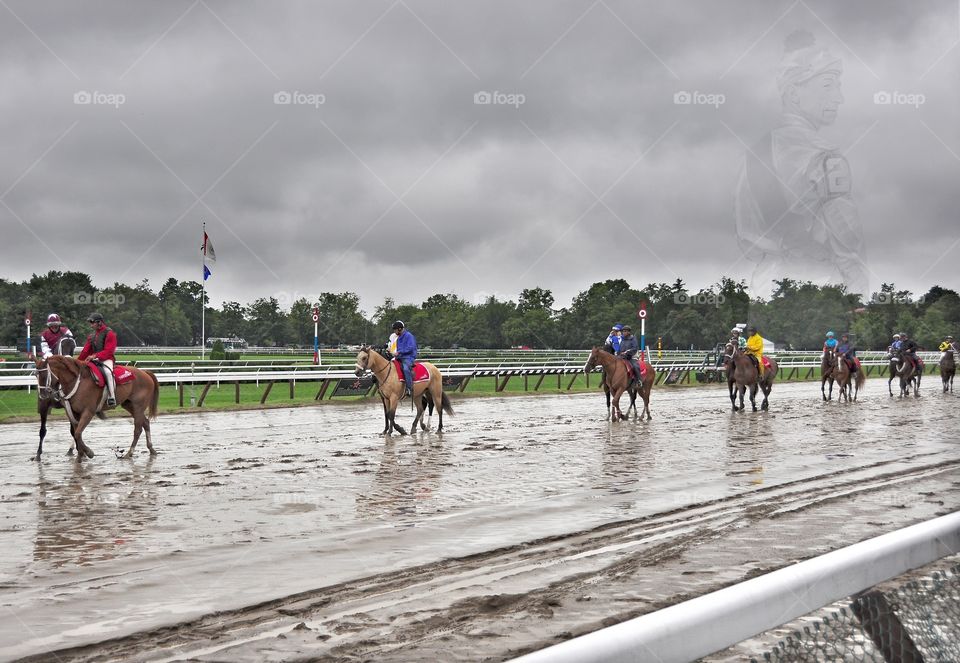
[392,320,417,398]
[604,324,623,353]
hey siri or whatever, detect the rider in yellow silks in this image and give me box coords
[745,326,764,378]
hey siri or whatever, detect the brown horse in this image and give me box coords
[894,351,922,398]
[834,355,865,402]
[584,347,654,421]
[940,349,955,393]
[32,336,78,461]
[820,349,837,401]
[355,347,453,435]
[723,343,778,411]
[886,351,901,397]
[44,356,159,461]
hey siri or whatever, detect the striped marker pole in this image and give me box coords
[638,302,647,363]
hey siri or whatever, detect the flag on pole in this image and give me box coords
[203,264,212,281]
[203,231,217,262]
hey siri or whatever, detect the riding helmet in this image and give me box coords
[621,325,632,332]
[826,331,834,338]
[46,313,61,326]
[391,320,404,331]
[87,312,104,323]
[612,324,623,331]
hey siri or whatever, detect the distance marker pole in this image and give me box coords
[312,307,320,365]
[638,302,647,364]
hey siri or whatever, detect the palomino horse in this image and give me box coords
[894,351,922,398]
[820,349,837,401]
[723,343,778,412]
[44,356,159,461]
[355,347,453,435]
[32,336,78,461]
[940,349,955,393]
[834,354,865,402]
[584,347,654,421]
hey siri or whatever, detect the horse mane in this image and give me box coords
[50,355,85,380]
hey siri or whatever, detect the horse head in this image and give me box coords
[34,356,59,400]
[721,342,736,368]
[355,346,372,377]
[583,347,600,374]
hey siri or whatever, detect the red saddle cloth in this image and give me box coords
[761,356,772,370]
[393,360,430,383]
[620,358,648,379]
[88,363,135,387]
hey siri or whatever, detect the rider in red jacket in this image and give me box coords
[77,312,118,406]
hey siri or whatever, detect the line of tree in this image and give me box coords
[1,272,957,351]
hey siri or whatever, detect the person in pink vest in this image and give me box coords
[39,313,74,358]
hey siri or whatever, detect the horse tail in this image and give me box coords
[147,371,160,420]
[441,391,454,416]
[855,367,866,390]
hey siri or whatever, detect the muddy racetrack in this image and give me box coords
[1,381,958,662]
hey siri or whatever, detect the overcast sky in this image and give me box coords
[2,0,957,314]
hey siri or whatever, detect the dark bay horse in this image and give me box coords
[821,349,837,401]
[886,351,900,397]
[940,350,955,393]
[723,343,778,412]
[834,355,865,402]
[584,347,654,421]
[355,347,453,435]
[32,336,78,461]
[44,356,159,461]
[894,351,922,398]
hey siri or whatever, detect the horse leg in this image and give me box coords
[737,384,746,411]
[729,381,738,411]
[642,384,651,420]
[380,395,390,434]
[412,388,426,431]
[749,383,758,411]
[612,387,625,421]
[389,396,407,436]
[143,417,156,455]
[33,400,49,461]
[604,385,612,421]
[72,411,96,461]
[760,383,770,411]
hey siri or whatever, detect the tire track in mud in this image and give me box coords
[20,452,960,663]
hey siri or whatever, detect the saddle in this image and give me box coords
[392,360,430,383]
[843,357,861,371]
[620,358,646,380]
[87,362,135,387]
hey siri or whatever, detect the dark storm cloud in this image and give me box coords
[1,0,957,312]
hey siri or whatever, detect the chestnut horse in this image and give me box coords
[44,356,159,461]
[820,349,837,401]
[355,347,453,435]
[834,355,865,402]
[32,336,78,461]
[723,342,778,412]
[584,347,654,421]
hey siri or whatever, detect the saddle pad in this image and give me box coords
[88,363,135,387]
[761,356,772,369]
[393,360,430,383]
[620,358,647,379]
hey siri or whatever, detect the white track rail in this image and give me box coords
[511,511,960,663]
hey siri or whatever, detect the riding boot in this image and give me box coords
[104,368,117,407]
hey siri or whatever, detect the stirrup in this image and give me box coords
[106,397,117,407]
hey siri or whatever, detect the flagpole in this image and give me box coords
[201,220,206,361]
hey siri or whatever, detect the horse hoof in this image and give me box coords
[30,455,39,462]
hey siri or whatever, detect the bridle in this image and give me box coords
[356,348,393,383]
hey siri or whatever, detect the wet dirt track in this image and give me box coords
[1,381,958,662]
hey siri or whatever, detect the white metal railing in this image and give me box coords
[511,511,960,663]
[0,352,942,389]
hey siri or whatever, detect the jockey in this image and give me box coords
[940,335,956,360]
[386,330,399,358]
[745,326,765,377]
[837,333,857,372]
[730,327,746,350]
[900,332,920,372]
[888,333,902,354]
[39,313,74,359]
[617,325,642,383]
[392,320,417,398]
[604,324,623,353]
[77,312,118,406]
[822,331,837,360]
